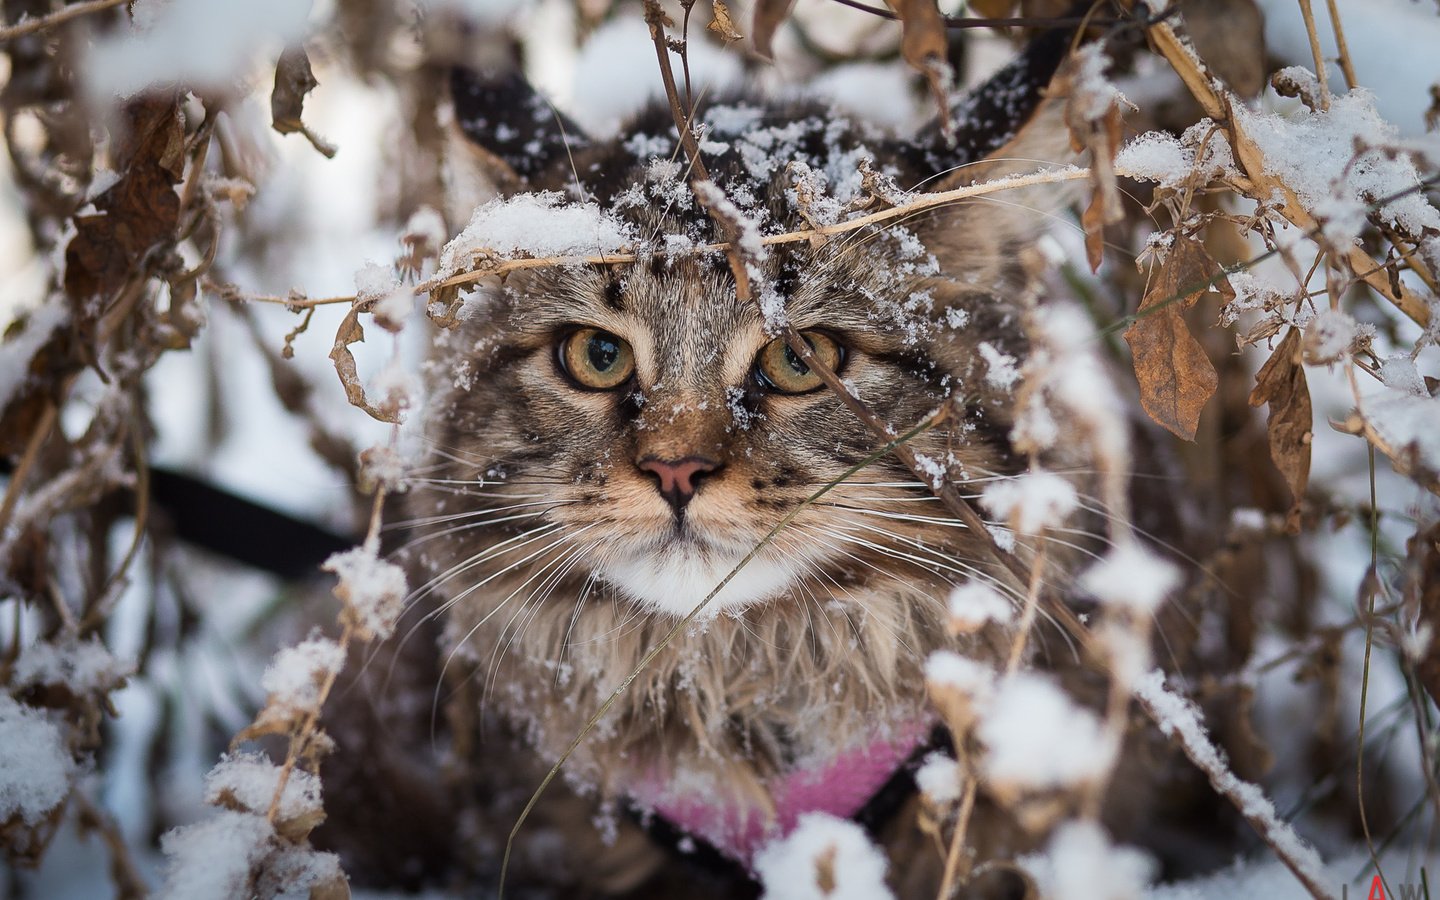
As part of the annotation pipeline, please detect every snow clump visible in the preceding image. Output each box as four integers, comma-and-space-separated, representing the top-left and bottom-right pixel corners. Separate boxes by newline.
978, 672, 1111, 795
915, 752, 963, 806
981, 471, 1079, 536
1080, 543, 1182, 615
260, 636, 346, 718
438, 192, 638, 276
1028, 820, 1154, 900
754, 812, 894, 900
946, 581, 1015, 634
323, 542, 408, 640
0, 695, 73, 825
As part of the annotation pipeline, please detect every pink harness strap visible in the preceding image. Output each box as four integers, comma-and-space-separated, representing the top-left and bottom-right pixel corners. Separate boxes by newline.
637, 721, 929, 867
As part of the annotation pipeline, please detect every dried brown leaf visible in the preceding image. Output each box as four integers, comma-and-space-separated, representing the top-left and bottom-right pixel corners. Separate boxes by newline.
708, 0, 742, 42
1056, 48, 1125, 274
886, 0, 947, 64
272, 46, 337, 158
885, 0, 953, 139
1248, 328, 1312, 533
1123, 236, 1222, 440
751, 0, 795, 58
0, 319, 64, 457
63, 97, 184, 303
329, 307, 401, 424
1082, 193, 1107, 273
309, 874, 353, 900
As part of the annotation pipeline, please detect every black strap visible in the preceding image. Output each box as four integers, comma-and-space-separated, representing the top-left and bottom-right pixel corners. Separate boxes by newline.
1, 458, 354, 578
145, 468, 354, 578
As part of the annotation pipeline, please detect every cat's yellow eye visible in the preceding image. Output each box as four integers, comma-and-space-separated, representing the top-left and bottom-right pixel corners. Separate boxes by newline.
558, 328, 636, 390
755, 331, 843, 395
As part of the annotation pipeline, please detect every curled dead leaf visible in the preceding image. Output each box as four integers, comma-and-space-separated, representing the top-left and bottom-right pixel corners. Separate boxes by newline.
64, 97, 184, 304
329, 306, 402, 424
1247, 328, 1312, 533
1123, 235, 1225, 441
1060, 56, 1125, 272
272, 46, 337, 158
885, 0, 954, 139
708, 0, 742, 42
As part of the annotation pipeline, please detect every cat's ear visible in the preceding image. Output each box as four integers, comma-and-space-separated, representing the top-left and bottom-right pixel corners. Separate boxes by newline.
922, 26, 1077, 191
448, 67, 592, 191
911, 30, 1083, 307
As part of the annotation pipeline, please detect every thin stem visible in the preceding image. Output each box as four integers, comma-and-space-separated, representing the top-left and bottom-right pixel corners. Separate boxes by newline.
1324, 0, 1359, 90
0, 400, 58, 537
0, 0, 127, 43
1355, 443, 1393, 897
1296, 0, 1331, 110
1004, 542, 1048, 673
937, 779, 979, 898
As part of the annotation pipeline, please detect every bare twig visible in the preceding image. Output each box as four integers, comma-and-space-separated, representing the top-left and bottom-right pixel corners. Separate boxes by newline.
1324, 0, 1359, 90
73, 791, 147, 900
426, 167, 1094, 294
1005, 543, 1049, 673
824, 0, 1121, 30
265, 487, 385, 822
0, 401, 58, 538
937, 778, 980, 898
1296, 0, 1331, 110
0, 0, 127, 43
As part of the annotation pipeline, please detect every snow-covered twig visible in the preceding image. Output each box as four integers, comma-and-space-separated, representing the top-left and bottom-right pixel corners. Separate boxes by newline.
1146, 18, 1433, 330
1133, 672, 1334, 900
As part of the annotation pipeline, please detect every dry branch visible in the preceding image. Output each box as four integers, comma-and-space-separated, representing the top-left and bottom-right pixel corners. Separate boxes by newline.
1146, 20, 1433, 329
0, 0, 127, 42
1134, 675, 1335, 900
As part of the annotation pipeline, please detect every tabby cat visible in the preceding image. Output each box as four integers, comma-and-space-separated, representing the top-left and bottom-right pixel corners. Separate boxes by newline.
334, 26, 1159, 899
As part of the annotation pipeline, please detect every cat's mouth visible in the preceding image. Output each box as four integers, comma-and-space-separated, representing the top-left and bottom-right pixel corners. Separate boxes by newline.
591, 527, 824, 618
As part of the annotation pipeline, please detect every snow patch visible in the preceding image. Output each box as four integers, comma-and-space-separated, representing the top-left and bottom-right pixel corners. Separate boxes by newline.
0, 695, 73, 826
754, 812, 894, 900
1080, 543, 1181, 615
981, 471, 1079, 536
439, 192, 637, 276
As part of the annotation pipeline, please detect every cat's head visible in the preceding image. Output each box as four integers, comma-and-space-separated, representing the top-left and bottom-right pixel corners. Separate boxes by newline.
413, 34, 1077, 622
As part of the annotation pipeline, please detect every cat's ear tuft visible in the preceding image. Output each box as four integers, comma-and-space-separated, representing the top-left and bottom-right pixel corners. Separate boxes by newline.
923, 26, 1077, 191
448, 67, 592, 190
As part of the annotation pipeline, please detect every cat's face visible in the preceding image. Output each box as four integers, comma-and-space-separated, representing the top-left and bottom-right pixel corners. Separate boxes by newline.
412, 60, 1075, 626
421, 233, 1025, 617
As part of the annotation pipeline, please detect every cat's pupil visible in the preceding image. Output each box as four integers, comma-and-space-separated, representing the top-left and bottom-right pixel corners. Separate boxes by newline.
784, 345, 809, 376
588, 334, 621, 372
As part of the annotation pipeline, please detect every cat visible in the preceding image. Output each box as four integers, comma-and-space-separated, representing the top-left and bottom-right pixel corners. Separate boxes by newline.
329, 25, 1165, 899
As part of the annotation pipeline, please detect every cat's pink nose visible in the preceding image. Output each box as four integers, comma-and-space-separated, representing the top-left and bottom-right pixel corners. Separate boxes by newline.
638, 456, 721, 513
